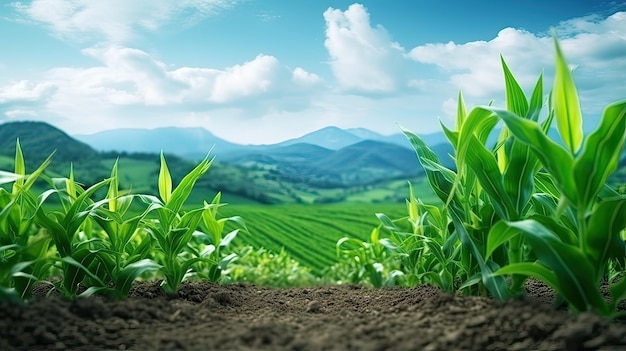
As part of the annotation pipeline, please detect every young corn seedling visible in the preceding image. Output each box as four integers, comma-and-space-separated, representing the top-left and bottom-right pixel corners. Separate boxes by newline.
187, 192, 248, 283
0, 141, 55, 301
144, 152, 217, 296
34, 166, 112, 299
486, 33, 626, 317
336, 225, 404, 288
376, 183, 460, 291
79, 159, 160, 298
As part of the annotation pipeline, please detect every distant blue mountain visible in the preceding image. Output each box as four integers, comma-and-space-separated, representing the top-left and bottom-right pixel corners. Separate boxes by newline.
275, 126, 364, 150
74, 127, 244, 156
73, 125, 462, 163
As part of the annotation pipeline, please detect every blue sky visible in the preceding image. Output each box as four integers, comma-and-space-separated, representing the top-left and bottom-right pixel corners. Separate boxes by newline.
0, 0, 625, 144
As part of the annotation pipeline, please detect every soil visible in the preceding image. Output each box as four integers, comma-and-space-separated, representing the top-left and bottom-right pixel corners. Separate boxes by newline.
1, 281, 625, 351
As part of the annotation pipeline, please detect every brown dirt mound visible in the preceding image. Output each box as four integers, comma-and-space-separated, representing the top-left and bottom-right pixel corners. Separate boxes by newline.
1, 281, 625, 351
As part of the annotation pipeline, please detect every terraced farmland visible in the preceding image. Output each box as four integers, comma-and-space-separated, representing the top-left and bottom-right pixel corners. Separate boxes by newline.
219, 203, 407, 274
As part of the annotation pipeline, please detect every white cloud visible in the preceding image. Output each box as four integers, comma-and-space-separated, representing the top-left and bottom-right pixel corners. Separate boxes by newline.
323, 4, 408, 94
47, 46, 291, 106
408, 11, 626, 127
409, 27, 551, 99
0, 45, 325, 134
292, 67, 322, 86
0, 80, 57, 120
0, 80, 57, 104
11, 0, 238, 43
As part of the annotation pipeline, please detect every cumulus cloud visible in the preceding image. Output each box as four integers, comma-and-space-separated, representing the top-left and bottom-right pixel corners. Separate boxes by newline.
408, 11, 626, 123
11, 0, 238, 43
292, 67, 322, 86
46, 46, 294, 106
0, 45, 325, 133
0, 80, 57, 104
0, 80, 58, 120
323, 3, 408, 94
409, 28, 552, 99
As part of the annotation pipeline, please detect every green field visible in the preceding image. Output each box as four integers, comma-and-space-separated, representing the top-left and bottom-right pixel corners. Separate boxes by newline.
219, 203, 408, 274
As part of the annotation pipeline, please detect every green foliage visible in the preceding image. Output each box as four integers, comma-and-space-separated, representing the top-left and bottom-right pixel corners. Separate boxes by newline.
485, 36, 626, 316
223, 246, 317, 287
400, 32, 626, 317
218, 203, 407, 274
0, 144, 248, 301
334, 226, 404, 287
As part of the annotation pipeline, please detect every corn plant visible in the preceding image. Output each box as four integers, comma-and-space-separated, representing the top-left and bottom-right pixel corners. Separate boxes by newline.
400, 32, 626, 311
0, 141, 55, 300
76, 160, 160, 298
402, 93, 524, 298
335, 225, 405, 287
223, 245, 316, 287
375, 183, 461, 292
485, 33, 626, 317
144, 152, 217, 295
34, 166, 113, 298
187, 192, 248, 283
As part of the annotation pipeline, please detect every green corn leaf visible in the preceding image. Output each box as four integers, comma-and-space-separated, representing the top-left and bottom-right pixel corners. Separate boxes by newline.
402, 127, 457, 204
584, 197, 626, 273
491, 108, 577, 205
440, 121, 459, 149
496, 127, 510, 173
451, 107, 499, 207
552, 31, 583, 154
486, 221, 520, 259
456, 90, 467, 132
528, 214, 578, 246
501, 56, 529, 117
449, 209, 513, 300
492, 262, 559, 291
464, 134, 517, 220
158, 152, 172, 204
22, 152, 54, 192
167, 154, 213, 214
106, 159, 120, 213
497, 219, 609, 314
219, 229, 239, 248
503, 138, 538, 217
66, 164, 76, 199
0, 171, 22, 186
527, 73, 543, 122
59, 251, 106, 297
12, 139, 25, 194
65, 179, 111, 236
573, 100, 626, 209
115, 259, 160, 298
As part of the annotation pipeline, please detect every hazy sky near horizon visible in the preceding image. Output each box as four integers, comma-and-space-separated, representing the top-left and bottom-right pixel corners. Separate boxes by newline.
0, 0, 625, 144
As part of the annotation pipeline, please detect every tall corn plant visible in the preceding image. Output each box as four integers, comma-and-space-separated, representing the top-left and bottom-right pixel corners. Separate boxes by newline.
401, 88, 541, 298
0, 140, 55, 301
486, 33, 626, 317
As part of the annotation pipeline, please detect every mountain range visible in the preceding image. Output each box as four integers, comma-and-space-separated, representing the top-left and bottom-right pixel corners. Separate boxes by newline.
75, 125, 456, 186
1, 121, 453, 204
74, 125, 449, 157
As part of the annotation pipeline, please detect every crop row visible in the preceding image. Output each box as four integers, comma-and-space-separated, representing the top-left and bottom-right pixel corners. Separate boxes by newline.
219, 204, 405, 273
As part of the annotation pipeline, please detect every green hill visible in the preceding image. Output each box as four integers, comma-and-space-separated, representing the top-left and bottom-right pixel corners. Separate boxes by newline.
0, 121, 109, 185
0, 121, 437, 205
